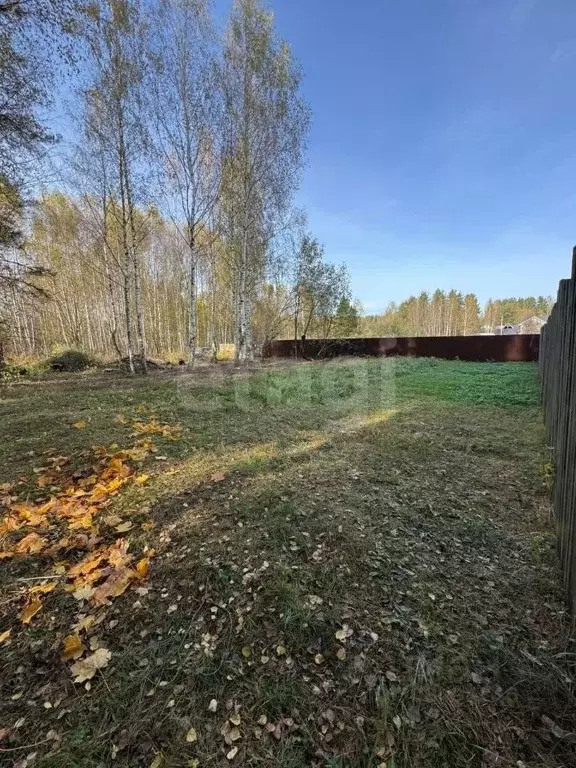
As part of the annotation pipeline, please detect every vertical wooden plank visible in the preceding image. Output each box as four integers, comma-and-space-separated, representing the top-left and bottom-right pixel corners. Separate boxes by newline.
540, 253, 576, 613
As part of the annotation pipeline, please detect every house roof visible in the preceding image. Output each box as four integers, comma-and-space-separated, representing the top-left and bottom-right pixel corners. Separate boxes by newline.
516, 315, 547, 325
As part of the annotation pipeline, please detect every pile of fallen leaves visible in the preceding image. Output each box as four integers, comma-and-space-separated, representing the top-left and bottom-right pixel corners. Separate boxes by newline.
0, 414, 180, 681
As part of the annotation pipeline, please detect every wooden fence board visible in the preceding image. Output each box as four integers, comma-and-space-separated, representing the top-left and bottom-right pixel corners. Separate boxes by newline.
540, 253, 576, 614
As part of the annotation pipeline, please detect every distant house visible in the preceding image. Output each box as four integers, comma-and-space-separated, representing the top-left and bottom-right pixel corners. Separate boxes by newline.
514, 315, 547, 334
494, 324, 517, 336
491, 316, 547, 335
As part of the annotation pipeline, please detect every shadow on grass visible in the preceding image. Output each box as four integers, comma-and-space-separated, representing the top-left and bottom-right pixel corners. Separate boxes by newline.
1, 389, 571, 768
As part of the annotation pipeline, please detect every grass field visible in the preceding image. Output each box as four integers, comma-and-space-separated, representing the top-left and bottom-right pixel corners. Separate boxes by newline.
1, 358, 575, 768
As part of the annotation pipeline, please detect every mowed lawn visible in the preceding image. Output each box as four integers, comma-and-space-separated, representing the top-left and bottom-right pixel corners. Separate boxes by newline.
1, 358, 575, 768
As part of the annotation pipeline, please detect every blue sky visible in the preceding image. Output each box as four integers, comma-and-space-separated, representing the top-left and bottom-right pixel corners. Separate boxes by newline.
251, 0, 576, 312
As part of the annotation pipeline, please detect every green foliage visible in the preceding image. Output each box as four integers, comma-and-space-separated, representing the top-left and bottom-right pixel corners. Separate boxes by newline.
47, 349, 96, 372
293, 234, 354, 339
359, 290, 553, 338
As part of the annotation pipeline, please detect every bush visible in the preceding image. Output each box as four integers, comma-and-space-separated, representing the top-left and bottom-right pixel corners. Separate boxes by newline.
47, 349, 95, 372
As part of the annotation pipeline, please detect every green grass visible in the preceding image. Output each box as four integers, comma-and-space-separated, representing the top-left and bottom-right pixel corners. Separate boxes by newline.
1, 358, 574, 768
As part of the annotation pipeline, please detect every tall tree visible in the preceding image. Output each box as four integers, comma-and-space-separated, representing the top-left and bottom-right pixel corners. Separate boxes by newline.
149, 0, 220, 369
463, 293, 480, 335
0, 0, 79, 340
81, 0, 150, 373
221, 0, 309, 364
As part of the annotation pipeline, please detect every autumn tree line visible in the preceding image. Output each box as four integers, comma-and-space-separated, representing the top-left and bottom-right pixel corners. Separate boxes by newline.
1, 0, 363, 368
359, 292, 553, 338
0, 1, 554, 368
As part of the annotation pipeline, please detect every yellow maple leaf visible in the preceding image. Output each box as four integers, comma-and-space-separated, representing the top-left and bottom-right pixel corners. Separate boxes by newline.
134, 474, 149, 485
62, 633, 86, 661
16, 505, 46, 527
0, 629, 11, 644
68, 551, 105, 578
68, 512, 94, 530
73, 420, 88, 430
115, 521, 133, 533
20, 596, 42, 624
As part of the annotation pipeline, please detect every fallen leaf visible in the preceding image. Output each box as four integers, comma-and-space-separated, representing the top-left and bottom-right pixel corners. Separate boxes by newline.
226, 747, 238, 760
14, 532, 47, 555
336, 647, 346, 661
115, 521, 133, 533
73, 420, 88, 430
208, 698, 218, 713
257, 714, 267, 726
335, 625, 353, 642
211, 471, 226, 482
108, 539, 131, 567
386, 671, 398, 682
135, 557, 150, 579
92, 568, 134, 605
0, 629, 11, 644
114, 414, 127, 424
229, 713, 241, 726
314, 653, 324, 665
68, 552, 105, 578
185, 727, 197, 743
28, 583, 56, 595
73, 615, 95, 633
471, 672, 482, 685
104, 515, 123, 527
20, 596, 42, 624
229, 727, 241, 742
73, 585, 95, 601
541, 715, 568, 739
149, 755, 163, 768
134, 474, 149, 485
71, 647, 111, 683
62, 634, 86, 661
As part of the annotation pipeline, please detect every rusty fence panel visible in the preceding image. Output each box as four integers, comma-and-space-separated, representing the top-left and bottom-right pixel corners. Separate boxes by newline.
540, 247, 576, 614
264, 334, 540, 362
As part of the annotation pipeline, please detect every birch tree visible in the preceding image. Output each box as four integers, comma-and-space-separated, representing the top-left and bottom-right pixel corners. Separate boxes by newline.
149, 0, 220, 368
221, 0, 309, 364
81, 0, 150, 373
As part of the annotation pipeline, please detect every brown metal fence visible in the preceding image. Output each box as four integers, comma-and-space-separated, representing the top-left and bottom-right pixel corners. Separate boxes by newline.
264, 334, 540, 362
540, 247, 576, 613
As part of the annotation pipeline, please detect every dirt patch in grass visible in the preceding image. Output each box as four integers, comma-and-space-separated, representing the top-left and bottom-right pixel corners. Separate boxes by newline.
1, 358, 574, 767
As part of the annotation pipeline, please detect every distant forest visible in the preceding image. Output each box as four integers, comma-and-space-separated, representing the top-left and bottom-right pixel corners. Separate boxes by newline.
355, 292, 553, 339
